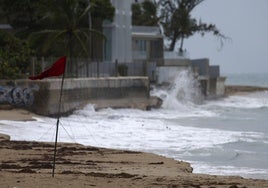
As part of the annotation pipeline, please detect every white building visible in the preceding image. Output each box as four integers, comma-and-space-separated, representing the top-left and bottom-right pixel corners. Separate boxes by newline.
103, 0, 133, 63
103, 0, 163, 64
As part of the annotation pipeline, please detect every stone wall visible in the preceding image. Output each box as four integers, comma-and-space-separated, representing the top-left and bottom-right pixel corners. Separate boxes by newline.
0, 77, 150, 116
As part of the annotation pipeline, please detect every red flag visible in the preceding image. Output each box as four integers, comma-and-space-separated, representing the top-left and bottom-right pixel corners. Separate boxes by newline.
29, 56, 66, 80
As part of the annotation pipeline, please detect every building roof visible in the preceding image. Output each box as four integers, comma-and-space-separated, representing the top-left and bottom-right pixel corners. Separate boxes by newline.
132, 26, 162, 38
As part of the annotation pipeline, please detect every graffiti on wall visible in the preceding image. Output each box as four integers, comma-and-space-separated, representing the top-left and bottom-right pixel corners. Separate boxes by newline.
0, 85, 39, 107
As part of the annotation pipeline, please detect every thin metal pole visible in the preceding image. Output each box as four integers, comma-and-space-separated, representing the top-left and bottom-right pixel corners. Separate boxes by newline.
52, 72, 66, 177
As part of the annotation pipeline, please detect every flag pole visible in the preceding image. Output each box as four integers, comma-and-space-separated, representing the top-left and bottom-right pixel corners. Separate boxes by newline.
52, 64, 66, 177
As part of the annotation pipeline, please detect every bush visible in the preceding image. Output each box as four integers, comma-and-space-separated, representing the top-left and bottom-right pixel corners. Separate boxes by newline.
0, 30, 33, 79
0, 61, 20, 79
118, 64, 128, 76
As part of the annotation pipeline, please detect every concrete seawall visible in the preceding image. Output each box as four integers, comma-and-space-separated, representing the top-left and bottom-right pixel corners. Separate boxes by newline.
0, 77, 150, 116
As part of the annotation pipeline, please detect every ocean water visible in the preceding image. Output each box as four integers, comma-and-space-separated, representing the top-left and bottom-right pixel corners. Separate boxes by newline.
225, 72, 268, 87
1, 71, 268, 180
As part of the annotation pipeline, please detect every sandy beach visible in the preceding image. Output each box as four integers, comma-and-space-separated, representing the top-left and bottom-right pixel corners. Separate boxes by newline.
225, 85, 268, 96
1, 106, 268, 188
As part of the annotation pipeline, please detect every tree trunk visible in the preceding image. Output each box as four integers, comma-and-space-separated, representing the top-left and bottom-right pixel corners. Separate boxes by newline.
168, 32, 179, 51
179, 35, 184, 53
169, 38, 176, 51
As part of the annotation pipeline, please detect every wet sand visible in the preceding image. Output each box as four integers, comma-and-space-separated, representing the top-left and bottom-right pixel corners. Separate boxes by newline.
225, 85, 268, 95
1, 131, 268, 188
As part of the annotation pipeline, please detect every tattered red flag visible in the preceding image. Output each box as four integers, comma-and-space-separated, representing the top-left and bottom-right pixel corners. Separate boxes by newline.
29, 56, 66, 80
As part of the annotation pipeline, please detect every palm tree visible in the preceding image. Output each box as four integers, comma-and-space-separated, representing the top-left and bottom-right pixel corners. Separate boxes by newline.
29, 0, 104, 77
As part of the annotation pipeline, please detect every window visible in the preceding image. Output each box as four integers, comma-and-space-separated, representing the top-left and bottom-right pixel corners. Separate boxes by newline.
136, 40, 147, 52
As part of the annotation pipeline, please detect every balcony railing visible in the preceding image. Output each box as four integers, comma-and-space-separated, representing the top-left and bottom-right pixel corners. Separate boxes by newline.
29, 57, 157, 82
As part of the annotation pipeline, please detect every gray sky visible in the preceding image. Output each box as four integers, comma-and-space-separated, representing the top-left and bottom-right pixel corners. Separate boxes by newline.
183, 0, 268, 74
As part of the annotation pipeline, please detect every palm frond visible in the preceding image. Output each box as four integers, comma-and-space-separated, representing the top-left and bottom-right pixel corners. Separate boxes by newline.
29, 29, 68, 54
80, 27, 107, 41
73, 30, 90, 57
78, 4, 91, 23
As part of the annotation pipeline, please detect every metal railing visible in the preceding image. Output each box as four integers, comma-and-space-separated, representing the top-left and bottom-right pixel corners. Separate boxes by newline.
30, 57, 157, 82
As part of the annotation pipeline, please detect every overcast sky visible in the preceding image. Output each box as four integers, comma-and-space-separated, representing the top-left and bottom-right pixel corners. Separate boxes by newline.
183, 0, 268, 74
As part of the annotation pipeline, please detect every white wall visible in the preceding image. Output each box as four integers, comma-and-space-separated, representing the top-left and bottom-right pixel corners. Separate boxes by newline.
107, 0, 133, 63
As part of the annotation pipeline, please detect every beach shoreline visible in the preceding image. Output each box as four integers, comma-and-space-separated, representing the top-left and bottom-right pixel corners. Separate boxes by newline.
225, 85, 268, 96
1, 132, 268, 188
1, 86, 268, 187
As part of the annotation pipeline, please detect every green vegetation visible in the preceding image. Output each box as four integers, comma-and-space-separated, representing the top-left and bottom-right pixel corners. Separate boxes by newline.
28, 0, 98, 77
0, 0, 48, 38
91, 0, 115, 29
132, 0, 159, 26
132, 0, 226, 52
0, 0, 225, 79
0, 0, 114, 78
0, 30, 33, 79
